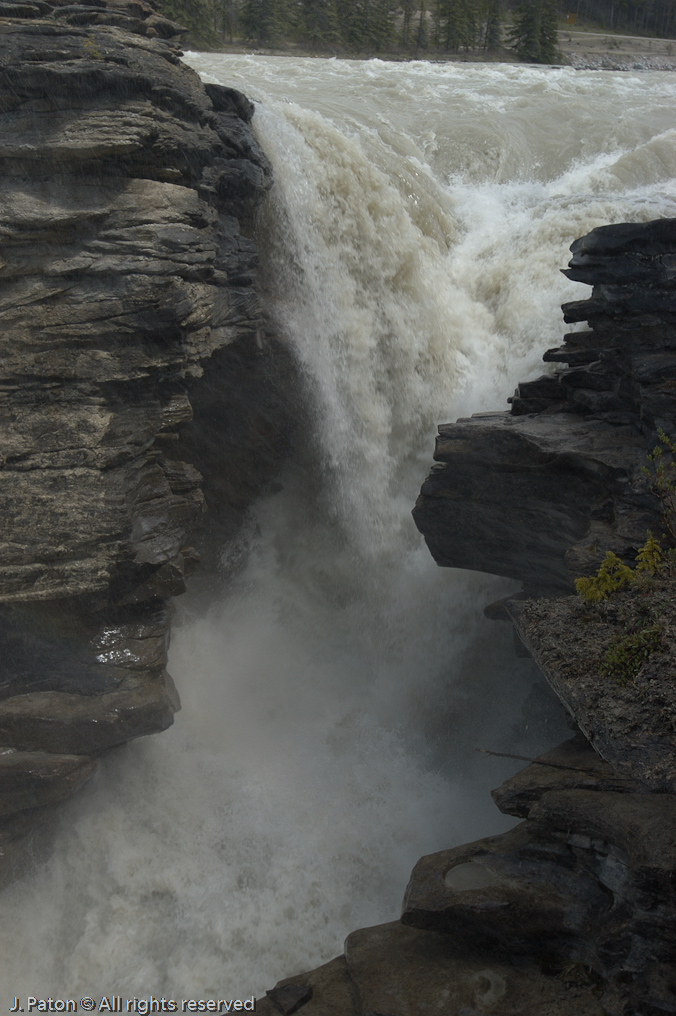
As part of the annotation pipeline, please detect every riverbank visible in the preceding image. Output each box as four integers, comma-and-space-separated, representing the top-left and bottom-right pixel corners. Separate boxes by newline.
199, 27, 676, 71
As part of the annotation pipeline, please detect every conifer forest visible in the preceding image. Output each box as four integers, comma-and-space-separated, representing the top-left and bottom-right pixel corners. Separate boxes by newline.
158, 0, 676, 60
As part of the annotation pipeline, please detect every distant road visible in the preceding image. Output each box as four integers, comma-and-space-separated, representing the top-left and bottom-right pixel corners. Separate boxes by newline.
564, 29, 669, 43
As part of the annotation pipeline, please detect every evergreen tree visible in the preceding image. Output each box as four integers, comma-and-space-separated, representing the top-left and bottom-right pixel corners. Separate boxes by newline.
483, 0, 502, 47
401, 0, 416, 46
508, 0, 559, 61
157, 0, 217, 44
240, 0, 290, 44
297, 0, 339, 47
401, 0, 427, 49
415, 0, 427, 47
434, 0, 478, 49
212, 0, 239, 42
334, 0, 395, 51
537, 0, 559, 58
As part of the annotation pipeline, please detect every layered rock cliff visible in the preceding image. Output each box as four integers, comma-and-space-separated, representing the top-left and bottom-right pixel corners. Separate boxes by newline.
413, 220, 676, 596
0, 0, 295, 878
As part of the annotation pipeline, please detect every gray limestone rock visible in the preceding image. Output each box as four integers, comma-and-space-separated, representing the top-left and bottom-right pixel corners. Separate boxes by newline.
256, 957, 359, 1016
413, 411, 654, 593
258, 922, 612, 1016
265, 984, 313, 1015
0, 11, 272, 606
411, 220, 676, 1015
401, 822, 609, 960
414, 217, 676, 595
402, 736, 676, 1013
0, 749, 97, 816
491, 733, 646, 818
0, 668, 180, 754
0, 0, 292, 869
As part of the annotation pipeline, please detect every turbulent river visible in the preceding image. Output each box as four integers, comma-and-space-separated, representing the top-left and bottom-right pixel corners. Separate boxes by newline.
2, 57, 676, 1002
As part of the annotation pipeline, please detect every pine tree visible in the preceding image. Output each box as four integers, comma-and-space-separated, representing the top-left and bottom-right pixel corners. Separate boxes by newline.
435, 0, 478, 49
415, 0, 427, 47
483, 0, 502, 48
297, 0, 339, 47
537, 0, 558, 60
240, 0, 290, 44
157, 0, 217, 44
212, 0, 238, 42
401, 0, 427, 49
401, 0, 416, 46
508, 0, 559, 62
335, 0, 395, 51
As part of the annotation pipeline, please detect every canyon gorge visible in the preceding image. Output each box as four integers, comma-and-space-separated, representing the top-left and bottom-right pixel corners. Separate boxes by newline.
0, 6, 674, 1015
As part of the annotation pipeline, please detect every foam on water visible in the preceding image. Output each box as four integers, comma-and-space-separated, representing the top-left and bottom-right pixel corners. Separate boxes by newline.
1, 56, 675, 1002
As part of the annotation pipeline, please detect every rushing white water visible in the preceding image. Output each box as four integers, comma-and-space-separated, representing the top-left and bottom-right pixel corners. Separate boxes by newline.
2, 58, 676, 1003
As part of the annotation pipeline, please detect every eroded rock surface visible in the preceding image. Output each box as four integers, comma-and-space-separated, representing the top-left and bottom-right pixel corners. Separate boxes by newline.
413, 219, 676, 595
256, 921, 613, 1016
256, 736, 673, 1015
0, 15, 272, 603
402, 735, 676, 1014
0, 0, 293, 853
413, 412, 651, 593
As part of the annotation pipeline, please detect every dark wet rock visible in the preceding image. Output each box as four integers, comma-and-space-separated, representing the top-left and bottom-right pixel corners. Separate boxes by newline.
414, 218, 676, 595
402, 822, 608, 959
491, 732, 646, 818
262, 755, 673, 1015
256, 957, 358, 1016
411, 220, 676, 1015
204, 82, 254, 121
0, 749, 97, 816
0, 668, 179, 754
265, 984, 313, 1015
0, 0, 297, 880
413, 411, 654, 594
344, 921, 607, 1016
401, 735, 676, 1015
257, 921, 612, 1016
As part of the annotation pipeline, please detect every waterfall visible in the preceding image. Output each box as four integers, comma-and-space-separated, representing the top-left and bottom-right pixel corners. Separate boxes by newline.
1, 57, 676, 1002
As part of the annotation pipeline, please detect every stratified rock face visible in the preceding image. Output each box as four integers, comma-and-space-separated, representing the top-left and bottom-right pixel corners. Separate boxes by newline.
413, 219, 676, 595
0, 1, 283, 834
413, 412, 651, 593
0, 10, 271, 603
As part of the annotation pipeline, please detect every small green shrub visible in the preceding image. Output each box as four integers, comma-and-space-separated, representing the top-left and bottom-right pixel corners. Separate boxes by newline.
575, 434, 676, 604
575, 533, 669, 604
635, 531, 662, 576
574, 551, 634, 604
83, 36, 102, 59
600, 624, 664, 685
